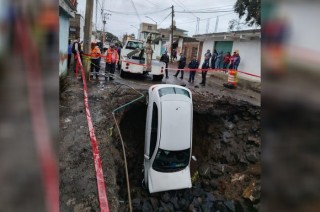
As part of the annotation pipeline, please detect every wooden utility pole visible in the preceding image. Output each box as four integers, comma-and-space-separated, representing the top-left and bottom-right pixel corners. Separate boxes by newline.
171, 5, 174, 63
84, 0, 94, 75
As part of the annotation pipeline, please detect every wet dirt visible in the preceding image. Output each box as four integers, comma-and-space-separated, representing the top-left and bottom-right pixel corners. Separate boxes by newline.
59, 73, 260, 211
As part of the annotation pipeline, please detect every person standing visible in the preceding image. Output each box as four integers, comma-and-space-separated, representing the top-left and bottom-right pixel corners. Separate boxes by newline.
67, 39, 72, 70
90, 42, 101, 79
204, 49, 212, 62
173, 53, 186, 79
200, 56, 210, 86
116, 44, 121, 70
215, 50, 223, 69
105, 44, 119, 80
211, 49, 218, 69
160, 51, 170, 78
72, 36, 81, 73
233, 51, 241, 70
188, 56, 199, 83
223, 52, 231, 71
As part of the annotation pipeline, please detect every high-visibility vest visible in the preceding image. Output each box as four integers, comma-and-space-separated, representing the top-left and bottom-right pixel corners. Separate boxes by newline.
90, 46, 101, 59
105, 49, 119, 64
227, 69, 238, 87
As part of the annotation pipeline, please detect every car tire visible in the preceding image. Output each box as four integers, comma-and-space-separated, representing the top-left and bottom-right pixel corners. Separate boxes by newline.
153, 75, 164, 81
120, 69, 126, 78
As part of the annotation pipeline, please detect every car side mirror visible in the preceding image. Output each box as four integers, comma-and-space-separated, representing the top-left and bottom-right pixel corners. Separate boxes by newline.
144, 154, 150, 160
192, 156, 197, 161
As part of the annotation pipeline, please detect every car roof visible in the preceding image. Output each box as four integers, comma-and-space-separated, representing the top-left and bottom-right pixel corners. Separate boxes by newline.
159, 97, 192, 151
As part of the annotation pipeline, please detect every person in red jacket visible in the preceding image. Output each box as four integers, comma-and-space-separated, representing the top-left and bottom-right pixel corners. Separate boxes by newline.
223, 52, 231, 70
105, 44, 119, 80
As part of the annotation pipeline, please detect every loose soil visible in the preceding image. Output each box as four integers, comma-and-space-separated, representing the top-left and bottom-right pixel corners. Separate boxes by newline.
59, 74, 260, 212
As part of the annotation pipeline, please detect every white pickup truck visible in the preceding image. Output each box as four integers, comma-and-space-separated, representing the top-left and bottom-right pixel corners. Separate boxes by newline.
120, 40, 165, 81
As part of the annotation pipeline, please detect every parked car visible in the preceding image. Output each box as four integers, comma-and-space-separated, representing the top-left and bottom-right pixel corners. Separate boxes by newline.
143, 84, 193, 193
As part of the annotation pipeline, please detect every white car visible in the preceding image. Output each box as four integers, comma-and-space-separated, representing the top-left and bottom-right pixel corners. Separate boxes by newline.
143, 84, 193, 193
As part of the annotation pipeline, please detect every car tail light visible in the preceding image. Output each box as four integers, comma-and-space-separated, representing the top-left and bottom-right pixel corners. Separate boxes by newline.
126, 63, 130, 66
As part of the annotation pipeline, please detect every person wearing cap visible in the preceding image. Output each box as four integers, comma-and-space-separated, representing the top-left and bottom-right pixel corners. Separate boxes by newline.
90, 42, 101, 79
160, 50, 170, 78
105, 44, 119, 80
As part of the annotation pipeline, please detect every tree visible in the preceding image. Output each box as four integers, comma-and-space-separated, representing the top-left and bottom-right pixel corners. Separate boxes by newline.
233, 0, 261, 26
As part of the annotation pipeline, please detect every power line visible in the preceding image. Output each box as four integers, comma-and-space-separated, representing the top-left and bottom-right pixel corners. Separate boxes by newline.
175, 10, 234, 13
157, 12, 172, 27
130, 0, 141, 22
176, 12, 234, 25
104, 7, 171, 15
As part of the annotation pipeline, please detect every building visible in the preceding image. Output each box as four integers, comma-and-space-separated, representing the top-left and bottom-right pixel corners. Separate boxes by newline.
139, 22, 159, 40
193, 29, 261, 81
59, 0, 77, 76
69, 13, 84, 41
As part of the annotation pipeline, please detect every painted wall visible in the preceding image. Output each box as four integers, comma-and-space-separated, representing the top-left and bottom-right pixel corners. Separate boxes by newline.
59, 14, 70, 76
232, 39, 261, 81
152, 40, 162, 60
199, 38, 261, 81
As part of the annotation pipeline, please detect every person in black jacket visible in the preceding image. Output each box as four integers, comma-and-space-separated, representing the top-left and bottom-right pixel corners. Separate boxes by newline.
173, 53, 186, 79
160, 51, 170, 78
188, 56, 199, 83
200, 56, 210, 86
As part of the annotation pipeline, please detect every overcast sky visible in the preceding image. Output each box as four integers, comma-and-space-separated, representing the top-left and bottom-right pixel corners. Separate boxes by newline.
77, 0, 258, 40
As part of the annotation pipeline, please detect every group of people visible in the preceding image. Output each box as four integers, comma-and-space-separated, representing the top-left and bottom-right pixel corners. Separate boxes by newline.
67, 37, 120, 80
205, 49, 241, 71
159, 48, 241, 86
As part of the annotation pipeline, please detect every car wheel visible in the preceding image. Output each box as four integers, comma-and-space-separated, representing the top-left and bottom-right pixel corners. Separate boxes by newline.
120, 69, 126, 78
153, 75, 164, 81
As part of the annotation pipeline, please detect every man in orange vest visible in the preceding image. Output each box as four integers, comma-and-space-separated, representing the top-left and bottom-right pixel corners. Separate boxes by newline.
90, 42, 101, 79
105, 44, 119, 80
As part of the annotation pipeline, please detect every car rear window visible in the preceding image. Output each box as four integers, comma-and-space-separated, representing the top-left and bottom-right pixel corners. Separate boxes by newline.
125, 41, 143, 50
152, 148, 190, 172
158, 87, 190, 98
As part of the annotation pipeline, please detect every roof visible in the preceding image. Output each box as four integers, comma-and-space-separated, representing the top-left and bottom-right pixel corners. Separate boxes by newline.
193, 29, 261, 41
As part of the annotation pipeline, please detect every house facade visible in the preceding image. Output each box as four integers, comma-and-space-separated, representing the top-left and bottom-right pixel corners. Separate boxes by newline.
69, 13, 84, 41
59, 0, 76, 76
193, 29, 261, 81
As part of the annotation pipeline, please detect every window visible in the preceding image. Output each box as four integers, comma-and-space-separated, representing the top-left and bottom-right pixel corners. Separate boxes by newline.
149, 103, 158, 157
148, 26, 152, 30
158, 87, 190, 98
125, 41, 143, 50
152, 148, 190, 172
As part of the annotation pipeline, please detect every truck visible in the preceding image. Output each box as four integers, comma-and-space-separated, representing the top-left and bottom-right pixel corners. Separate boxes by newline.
120, 39, 165, 81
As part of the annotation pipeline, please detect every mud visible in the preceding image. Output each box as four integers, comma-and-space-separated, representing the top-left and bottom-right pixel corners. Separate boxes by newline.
59, 76, 260, 212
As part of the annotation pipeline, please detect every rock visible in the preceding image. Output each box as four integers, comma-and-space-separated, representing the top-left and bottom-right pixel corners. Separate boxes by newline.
247, 136, 260, 146
169, 196, 179, 210
160, 200, 174, 211
161, 192, 170, 203
199, 165, 211, 178
214, 201, 227, 211
202, 179, 211, 191
242, 182, 261, 203
192, 187, 204, 197
224, 200, 236, 212
142, 200, 153, 212
149, 197, 159, 210
210, 179, 218, 189
246, 152, 258, 163
183, 189, 193, 202
231, 173, 246, 183
205, 192, 216, 202
222, 131, 235, 143
225, 121, 235, 130
208, 125, 216, 134
178, 198, 188, 210
132, 198, 141, 210
233, 114, 240, 123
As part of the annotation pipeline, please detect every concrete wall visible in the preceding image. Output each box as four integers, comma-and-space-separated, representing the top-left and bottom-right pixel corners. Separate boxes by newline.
59, 15, 70, 76
152, 40, 162, 60
232, 39, 260, 81
199, 38, 261, 81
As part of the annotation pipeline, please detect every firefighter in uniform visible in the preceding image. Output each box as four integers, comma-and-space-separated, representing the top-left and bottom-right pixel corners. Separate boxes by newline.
105, 44, 119, 80
90, 42, 101, 79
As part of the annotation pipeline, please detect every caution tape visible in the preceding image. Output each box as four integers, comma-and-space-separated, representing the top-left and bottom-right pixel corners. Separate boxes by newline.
121, 60, 261, 78
76, 52, 110, 212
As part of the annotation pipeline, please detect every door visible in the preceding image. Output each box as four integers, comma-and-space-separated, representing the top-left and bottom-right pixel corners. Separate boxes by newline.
214, 41, 233, 55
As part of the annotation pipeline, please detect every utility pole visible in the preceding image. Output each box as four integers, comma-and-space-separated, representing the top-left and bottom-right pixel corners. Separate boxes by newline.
95, 0, 98, 32
215, 16, 219, 32
84, 0, 94, 75
102, 12, 111, 45
171, 5, 174, 63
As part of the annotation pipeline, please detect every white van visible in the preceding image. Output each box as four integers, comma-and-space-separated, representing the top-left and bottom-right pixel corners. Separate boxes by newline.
143, 84, 193, 193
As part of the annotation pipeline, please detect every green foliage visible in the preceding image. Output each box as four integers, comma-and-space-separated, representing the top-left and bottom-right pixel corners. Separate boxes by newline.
234, 0, 261, 26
